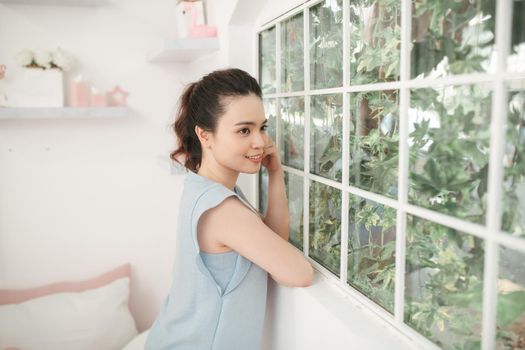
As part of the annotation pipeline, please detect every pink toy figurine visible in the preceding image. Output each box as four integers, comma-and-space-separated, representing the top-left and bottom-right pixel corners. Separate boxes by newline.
184, 2, 217, 38
0, 65, 6, 80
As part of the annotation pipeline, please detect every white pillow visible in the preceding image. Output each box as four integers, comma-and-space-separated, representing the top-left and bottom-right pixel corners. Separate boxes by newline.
0, 277, 138, 350
122, 330, 149, 350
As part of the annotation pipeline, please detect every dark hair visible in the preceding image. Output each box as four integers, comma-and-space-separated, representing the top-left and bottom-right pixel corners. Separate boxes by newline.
170, 68, 263, 172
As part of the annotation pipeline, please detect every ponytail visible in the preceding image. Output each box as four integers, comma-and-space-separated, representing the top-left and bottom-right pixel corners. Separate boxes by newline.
170, 82, 201, 171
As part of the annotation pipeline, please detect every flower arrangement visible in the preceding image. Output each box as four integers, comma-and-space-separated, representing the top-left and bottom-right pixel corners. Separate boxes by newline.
15, 48, 74, 71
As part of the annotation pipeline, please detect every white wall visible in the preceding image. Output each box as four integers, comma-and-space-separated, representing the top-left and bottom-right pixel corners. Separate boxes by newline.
0, 0, 251, 332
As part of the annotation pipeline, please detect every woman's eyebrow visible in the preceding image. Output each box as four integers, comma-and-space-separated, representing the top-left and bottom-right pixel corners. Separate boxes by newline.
234, 119, 268, 126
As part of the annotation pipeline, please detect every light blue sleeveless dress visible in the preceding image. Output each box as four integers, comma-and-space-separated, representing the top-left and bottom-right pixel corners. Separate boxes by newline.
145, 170, 268, 350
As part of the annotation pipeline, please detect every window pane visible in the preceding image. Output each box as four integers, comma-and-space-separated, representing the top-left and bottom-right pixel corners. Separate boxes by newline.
349, 0, 401, 85
285, 172, 304, 250
259, 27, 277, 94
502, 80, 525, 237
310, 0, 343, 89
408, 84, 491, 224
497, 246, 525, 349
280, 97, 305, 170
411, 0, 496, 78
281, 13, 304, 92
259, 167, 269, 216
264, 98, 277, 142
309, 180, 341, 276
347, 194, 396, 313
349, 90, 399, 198
405, 215, 484, 349
311, 94, 343, 181
508, 0, 525, 73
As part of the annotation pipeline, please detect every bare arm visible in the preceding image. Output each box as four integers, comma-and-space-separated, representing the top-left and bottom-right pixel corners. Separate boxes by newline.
198, 197, 313, 287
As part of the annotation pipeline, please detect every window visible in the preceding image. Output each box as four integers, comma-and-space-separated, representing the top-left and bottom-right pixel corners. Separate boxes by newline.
257, 0, 525, 349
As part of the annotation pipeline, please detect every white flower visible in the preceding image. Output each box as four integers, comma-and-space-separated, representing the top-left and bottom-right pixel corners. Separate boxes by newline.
15, 49, 34, 67
33, 49, 52, 69
52, 48, 74, 71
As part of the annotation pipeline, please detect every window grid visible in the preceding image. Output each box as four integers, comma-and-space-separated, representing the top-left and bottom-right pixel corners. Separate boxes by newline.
256, 0, 525, 348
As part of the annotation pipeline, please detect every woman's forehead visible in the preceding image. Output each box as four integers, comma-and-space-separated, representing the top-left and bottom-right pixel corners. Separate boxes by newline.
220, 95, 265, 125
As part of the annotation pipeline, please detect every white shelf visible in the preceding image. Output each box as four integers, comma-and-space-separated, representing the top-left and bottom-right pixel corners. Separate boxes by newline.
0, 107, 128, 119
0, 0, 108, 6
148, 38, 220, 63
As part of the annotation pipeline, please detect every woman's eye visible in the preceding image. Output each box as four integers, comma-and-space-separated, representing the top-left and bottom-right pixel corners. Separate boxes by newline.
239, 128, 250, 135
261, 125, 268, 131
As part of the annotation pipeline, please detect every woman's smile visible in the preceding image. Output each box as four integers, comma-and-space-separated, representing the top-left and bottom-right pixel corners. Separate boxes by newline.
245, 154, 263, 163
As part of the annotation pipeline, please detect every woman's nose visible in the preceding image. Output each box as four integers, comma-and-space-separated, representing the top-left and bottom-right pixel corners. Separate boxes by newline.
252, 131, 266, 148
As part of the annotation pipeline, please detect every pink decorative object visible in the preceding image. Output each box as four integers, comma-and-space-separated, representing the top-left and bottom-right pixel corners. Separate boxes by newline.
69, 77, 90, 107
90, 88, 107, 107
0, 65, 6, 80
0, 263, 131, 307
184, 2, 217, 38
107, 85, 129, 106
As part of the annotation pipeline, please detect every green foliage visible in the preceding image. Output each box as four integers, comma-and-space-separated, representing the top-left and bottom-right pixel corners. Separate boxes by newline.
408, 84, 491, 224
285, 172, 304, 250
502, 85, 525, 237
282, 13, 304, 92
310, 0, 343, 89
259, 27, 276, 94
405, 215, 485, 349
309, 181, 341, 275
280, 97, 305, 170
348, 196, 396, 312
311, 94, 343, 181
350, 90, 399, 198
349, 0, 401, 84
258, 0, 525, 349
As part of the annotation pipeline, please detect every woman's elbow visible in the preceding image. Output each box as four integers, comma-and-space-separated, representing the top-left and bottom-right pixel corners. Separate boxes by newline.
294, 262, 314, 287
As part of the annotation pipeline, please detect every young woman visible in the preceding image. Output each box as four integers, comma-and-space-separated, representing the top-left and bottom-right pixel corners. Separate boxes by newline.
145, 68, 313, 350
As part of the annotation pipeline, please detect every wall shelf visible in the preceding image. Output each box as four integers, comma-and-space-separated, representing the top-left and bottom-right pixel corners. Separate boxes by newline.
0, 0, 108, 6
0, 107, 128, 119
148, 38, 220, 63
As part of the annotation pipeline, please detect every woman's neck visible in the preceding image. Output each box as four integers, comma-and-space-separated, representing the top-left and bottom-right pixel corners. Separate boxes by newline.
197, 164, 239, 191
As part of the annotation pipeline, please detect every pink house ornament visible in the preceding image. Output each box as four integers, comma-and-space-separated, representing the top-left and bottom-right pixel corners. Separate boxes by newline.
107, 85, 129, 106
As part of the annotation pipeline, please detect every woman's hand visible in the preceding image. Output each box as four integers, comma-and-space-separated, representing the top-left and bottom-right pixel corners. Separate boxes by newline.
261, 137, 281, 173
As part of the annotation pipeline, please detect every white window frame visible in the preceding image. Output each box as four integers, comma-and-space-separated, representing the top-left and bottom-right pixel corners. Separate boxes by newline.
255, 1, 525, 349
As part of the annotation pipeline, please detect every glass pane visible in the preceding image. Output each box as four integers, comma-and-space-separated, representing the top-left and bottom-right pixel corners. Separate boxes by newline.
264, 98, 277, 142
310, 0, 343, 89
508, 0, 525, 73
405, 215, 484, 349
502, 80, 525, 237
281, 13, 304, 92
349, 0, 401, 85
411, 0, 496, 78
309, 180, 341, 275
259, 167, 269, 216
347, 194, 396, 313
311, 94, 343, 181
408, 84, 491, 224
497, 247, 525, 349
280, 97, 305, 170
349, 90, 399, 198
285, 172, 304, 250
259, 27, 277, 94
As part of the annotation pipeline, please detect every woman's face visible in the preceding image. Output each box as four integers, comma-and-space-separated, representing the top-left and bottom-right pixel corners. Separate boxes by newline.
205, 94, 268, 175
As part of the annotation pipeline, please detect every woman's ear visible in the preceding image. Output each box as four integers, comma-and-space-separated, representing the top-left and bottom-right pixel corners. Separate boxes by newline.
195, 125, 211, 148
